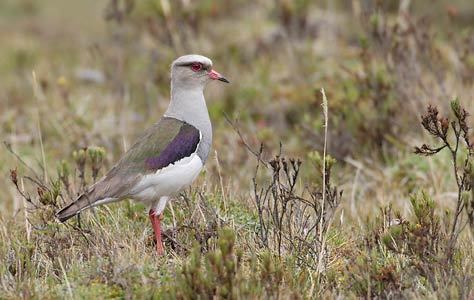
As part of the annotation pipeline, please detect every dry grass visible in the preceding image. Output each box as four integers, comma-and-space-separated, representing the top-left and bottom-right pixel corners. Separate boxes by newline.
1, 0, 473, 298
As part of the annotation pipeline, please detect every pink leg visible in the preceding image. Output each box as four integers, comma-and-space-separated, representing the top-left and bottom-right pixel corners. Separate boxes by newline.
149, 209, 165, 255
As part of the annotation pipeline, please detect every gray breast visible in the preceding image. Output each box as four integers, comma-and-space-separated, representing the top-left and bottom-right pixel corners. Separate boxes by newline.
196, 120, 212, 162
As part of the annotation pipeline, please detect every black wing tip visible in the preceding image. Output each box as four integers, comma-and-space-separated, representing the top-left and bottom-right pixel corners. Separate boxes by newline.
55, 200, 81, 223
55, 209, 76, 223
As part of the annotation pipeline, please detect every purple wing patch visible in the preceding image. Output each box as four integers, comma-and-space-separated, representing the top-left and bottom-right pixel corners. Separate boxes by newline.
144, 124, 200, 171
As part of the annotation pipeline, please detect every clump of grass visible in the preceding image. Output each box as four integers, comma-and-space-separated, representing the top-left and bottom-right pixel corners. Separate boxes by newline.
162, 228, 289, 299
161, 188, 223, 254
251, 88, 342, 280
343, 191, 470, 298
253, 153, 341, 271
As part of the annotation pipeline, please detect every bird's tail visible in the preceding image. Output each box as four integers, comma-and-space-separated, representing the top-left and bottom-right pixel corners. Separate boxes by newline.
56, 193, 95, 222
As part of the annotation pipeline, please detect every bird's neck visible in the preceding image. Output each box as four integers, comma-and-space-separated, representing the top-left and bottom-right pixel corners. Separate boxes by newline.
166, 86, 208, 126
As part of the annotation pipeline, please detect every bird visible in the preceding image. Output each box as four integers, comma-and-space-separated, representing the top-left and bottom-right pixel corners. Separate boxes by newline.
56, 54, 229, 255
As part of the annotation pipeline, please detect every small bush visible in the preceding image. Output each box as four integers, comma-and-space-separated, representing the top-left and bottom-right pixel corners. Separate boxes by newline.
161, 228, 288, 299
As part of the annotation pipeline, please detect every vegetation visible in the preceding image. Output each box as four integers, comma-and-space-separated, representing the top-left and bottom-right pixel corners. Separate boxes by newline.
1, 0, 473, 298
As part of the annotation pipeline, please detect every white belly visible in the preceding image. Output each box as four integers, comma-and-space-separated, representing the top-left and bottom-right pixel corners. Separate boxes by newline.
129, 153, 203, 203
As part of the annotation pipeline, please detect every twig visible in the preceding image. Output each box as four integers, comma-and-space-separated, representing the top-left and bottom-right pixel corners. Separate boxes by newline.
4, 141, 42, 182
214, 150, 227, 212
9, 169, 38, 208
223, 112, 269, 168
316, 87, 329, 274
58, 257, 73, 299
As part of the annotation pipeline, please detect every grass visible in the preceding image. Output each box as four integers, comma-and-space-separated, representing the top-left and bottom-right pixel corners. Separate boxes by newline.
1, 0, 473, 298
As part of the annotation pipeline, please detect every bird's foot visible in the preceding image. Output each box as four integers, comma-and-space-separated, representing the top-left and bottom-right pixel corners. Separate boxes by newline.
149, 209, 165, 256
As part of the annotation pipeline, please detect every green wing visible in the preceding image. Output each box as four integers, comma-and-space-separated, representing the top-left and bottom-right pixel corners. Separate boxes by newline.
86, 117, 200, 201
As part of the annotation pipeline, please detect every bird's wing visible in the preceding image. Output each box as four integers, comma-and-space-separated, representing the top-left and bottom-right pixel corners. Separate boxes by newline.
56, 117, 201, 221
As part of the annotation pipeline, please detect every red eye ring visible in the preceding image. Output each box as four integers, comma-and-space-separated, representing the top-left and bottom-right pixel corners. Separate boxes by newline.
191, 63, 202, 72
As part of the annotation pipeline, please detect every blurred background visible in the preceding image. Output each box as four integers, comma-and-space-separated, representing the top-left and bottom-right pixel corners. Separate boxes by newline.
1, 0, 473, 222
1, 0, 473, 298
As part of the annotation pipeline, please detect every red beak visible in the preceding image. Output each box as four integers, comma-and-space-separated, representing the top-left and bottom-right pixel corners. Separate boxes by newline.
208, 69, 230, 83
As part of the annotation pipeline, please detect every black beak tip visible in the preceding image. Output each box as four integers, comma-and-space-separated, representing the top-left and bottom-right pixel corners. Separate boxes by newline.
218, 77, 230, 83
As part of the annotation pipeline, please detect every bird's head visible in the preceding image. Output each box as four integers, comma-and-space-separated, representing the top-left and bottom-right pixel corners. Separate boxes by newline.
171, 54, 229, 90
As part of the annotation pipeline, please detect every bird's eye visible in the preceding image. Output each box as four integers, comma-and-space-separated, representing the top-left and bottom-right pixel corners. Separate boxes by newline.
191, 63, 202, 72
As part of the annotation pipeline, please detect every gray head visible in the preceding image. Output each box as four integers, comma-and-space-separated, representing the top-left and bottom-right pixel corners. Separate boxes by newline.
171, 54, 229, 90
